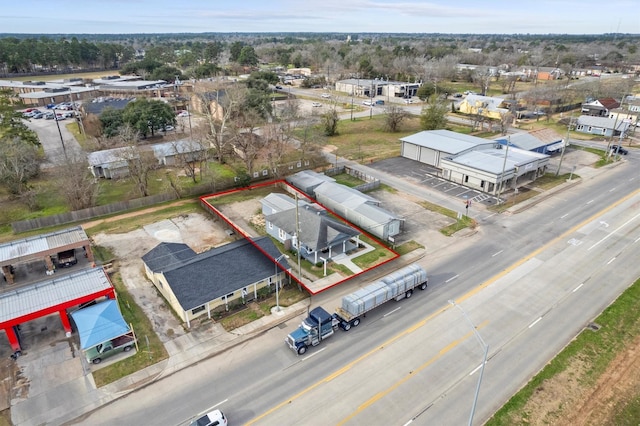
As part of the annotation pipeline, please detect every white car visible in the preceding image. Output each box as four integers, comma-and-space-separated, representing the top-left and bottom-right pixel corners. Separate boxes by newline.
190, 409, 227, 426
177, 110, 190, 117
404, 99, 414, 104
321, 93, 331, 99
312, 102, 322, 107
362, 100, 372, 106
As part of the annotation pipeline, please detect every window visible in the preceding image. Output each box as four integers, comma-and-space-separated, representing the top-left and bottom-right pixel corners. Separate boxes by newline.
588, 126, 592, 132
268, 221, 273, 230
278, 228, 286, 240
464, 175, 469, 183
191, 305, 205, 315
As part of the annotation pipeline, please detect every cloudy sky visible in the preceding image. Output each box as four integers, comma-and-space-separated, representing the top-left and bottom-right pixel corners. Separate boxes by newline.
1, 0, 638, 34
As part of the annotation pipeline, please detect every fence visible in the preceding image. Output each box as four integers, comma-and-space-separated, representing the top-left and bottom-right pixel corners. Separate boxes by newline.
10, 159, 322, 233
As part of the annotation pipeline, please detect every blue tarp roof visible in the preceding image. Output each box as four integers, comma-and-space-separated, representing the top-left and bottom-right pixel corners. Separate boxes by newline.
70, 300, 130, 350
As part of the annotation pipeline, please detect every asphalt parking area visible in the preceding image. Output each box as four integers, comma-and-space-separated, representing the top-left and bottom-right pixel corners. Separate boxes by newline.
370, 157, 502, 206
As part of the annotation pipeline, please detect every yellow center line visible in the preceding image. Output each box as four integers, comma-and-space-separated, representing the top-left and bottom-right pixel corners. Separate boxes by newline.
247, 188, 640, 425
339, 321, 489, 426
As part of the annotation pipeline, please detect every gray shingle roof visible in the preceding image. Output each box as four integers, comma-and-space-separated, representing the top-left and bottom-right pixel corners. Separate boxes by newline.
143, 237, 289, 311
265, 208, 360, 252
141, 242, 196, 273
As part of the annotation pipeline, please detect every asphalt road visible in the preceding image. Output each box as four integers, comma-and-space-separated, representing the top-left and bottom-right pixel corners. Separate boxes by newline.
75, 150, 639, 425
22, 114, 84, 167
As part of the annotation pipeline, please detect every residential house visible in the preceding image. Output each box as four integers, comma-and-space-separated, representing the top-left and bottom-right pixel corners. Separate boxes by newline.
152, 139, 205, 166
191, 89, 226, 120
575, 115, 630, 137
457, 94, 509, 120
141, 237, 290, 327
581, 98, 620, 117
87, 147, 136, 179
261, 193, 361, 264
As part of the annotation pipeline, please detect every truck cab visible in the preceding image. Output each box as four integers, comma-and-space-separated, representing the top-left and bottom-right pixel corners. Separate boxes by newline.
286, 307, 339, 355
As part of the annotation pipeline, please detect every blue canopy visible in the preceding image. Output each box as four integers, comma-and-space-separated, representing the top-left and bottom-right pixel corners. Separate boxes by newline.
71, 300, 130, 350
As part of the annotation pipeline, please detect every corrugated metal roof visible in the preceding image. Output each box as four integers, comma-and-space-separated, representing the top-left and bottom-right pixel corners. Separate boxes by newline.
0, 268, 112, 323
400, 130, 494, 154
0, 226, 89, 264
450, 147, 548, 174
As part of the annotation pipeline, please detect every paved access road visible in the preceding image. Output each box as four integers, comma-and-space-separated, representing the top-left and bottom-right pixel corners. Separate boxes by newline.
22, 114, 84, 167
76, 157, 639, 426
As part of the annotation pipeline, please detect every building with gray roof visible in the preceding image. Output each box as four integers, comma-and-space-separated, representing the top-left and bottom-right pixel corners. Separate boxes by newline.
142, 237, 290, 327
576, 115, 630, 137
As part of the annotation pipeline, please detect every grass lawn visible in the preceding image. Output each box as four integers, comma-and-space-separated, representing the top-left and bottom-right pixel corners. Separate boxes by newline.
487, 277, 640, 425
332, 172, 366, 187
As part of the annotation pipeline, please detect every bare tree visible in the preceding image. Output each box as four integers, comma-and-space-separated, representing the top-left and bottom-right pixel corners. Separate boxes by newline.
118, 146, 158, 197
168, 138, 209, 184
58, 155, 100, 210
384, 105, 409, 132
194, 81, 245, 163
498, 112, 514, 135
230, 110, 264, 175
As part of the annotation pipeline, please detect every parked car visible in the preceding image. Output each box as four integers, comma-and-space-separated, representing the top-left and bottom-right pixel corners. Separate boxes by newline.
32, 112, 45, 119
189, 410, 227, 426
163, 125, 175, 131
375, 100, 385, 105
44, 112, 55, 120
321, 93, 331, 99
404, 99, 414, 104
610, 145, 628, 155
45, 103, 56, 109
312, 102, 322, 107
275, 85, 282, 89
176, 110, 190, 117
362, 100, 372, 106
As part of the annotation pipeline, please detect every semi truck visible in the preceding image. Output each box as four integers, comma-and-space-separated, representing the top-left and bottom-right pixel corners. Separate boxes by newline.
286, 264, 427, 354
85, 332, 136, 364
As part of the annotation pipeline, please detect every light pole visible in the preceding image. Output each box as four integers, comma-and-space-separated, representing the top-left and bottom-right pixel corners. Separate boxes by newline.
275, 254, 289, 312
449, 300, 488, 426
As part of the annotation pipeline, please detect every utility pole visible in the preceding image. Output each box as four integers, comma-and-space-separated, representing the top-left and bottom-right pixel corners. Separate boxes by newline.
295, 192, 302, 291
497, 137, 510, 203
556, 111, 572, 176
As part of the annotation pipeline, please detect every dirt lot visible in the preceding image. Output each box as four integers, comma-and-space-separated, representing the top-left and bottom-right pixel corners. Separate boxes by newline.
90, 213, 232, 342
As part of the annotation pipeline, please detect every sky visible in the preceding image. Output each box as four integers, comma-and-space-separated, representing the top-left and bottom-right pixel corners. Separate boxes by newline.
1, 0, 638, 35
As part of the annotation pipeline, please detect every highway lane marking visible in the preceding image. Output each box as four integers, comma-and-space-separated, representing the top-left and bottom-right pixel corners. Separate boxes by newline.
338, 326, 484, 426
302, 347, 326, 361
609, 187, 616, 192
573, 283, 584, 292
247, 188, 640, 425
384, 307, 402, 317
607, 257, 616, 265
445, 275, 459, 283
561, 213, 569, 219
454, 189, 640, 306
586, 199, 594, 205
492, 250, 504, 257
529, 317, 542, 328
469, 361, 486, 376
588, 212, 640, 251
635, 236, 640, 243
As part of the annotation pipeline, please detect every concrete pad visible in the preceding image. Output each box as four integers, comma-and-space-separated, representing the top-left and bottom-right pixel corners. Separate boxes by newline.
143, 219, 183, 243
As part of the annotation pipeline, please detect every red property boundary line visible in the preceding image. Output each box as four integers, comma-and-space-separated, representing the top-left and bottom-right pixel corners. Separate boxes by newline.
199, 180, 399, 295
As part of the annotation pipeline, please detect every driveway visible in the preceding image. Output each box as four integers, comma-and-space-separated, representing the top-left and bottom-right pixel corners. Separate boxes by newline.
22, 115, 84, 167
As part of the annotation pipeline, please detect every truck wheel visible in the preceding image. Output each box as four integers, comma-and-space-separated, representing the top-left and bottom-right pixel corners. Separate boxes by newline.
297, 345, 307, 355
343, 322, 351, 331
92, 358, 102, 364
420, 282, 427, 290
352, 318, 361, 327
123, 345, 133, 352
405, 289, 413, 298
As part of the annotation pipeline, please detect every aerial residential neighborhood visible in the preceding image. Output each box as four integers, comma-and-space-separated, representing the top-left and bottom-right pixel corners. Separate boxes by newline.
0, 3, 639, 425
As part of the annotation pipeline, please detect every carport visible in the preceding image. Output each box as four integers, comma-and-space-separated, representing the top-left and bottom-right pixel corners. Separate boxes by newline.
0, 267, 115, 356
0, 226, 94, 284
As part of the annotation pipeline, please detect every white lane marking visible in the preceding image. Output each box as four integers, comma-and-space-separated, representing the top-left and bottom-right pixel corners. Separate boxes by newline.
635, 236, 640, 243
586, 199, 594, 205
609, 188, 616, 192
561, 213, 569, 219
607, 257, 616, 265
529, 317, 542, 328
588, 213, 640, 251
384, 307, 402, 317
573, 283, 584, 292
206, 399, 228, 412
469, 362, 485, 376
492, 250, 504, 257
302, 347, 326, 361
445, 275, 459, 283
